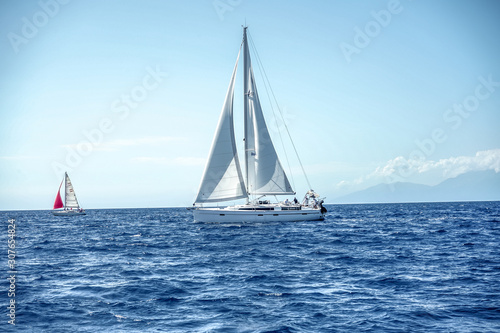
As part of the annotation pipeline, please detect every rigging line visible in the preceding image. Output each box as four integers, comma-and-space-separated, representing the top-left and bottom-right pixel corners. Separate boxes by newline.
247, 31, 312, 190
247, 32, 296, 190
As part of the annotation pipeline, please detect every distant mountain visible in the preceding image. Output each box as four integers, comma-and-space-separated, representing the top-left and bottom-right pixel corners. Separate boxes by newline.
334, 170, 500, 204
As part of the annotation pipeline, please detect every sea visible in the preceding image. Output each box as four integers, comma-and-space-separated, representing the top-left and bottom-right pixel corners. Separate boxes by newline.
1, 201, 499, 332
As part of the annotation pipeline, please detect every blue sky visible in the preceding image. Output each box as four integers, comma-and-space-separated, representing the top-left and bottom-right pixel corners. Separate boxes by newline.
1, 0, 499, 210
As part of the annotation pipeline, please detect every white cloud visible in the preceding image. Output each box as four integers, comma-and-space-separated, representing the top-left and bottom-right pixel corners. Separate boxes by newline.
337, 149, 500, 188
386, 149, 500, 179
431, 149, 500, 177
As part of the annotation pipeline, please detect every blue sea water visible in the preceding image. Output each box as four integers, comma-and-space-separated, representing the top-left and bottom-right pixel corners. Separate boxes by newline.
1, 201, 500, 332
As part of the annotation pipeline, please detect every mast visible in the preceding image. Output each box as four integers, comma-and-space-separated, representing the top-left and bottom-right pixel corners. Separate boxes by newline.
64, 172, 67, 208
243, 26, 250, 199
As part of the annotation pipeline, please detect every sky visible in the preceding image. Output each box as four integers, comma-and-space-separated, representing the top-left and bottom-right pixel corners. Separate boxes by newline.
1, 0, 499, 210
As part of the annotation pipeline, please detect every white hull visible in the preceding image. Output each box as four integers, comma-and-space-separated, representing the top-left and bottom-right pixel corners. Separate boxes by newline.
52, 210, 86, 216
193, 206, 324, 223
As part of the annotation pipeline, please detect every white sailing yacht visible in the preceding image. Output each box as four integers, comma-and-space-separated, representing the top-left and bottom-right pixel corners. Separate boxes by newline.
192, 27, 326, 223
52, 172, 86, 216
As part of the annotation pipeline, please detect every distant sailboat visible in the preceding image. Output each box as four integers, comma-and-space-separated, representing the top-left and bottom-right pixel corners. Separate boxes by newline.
52, 172, 86, 216
192, 27, 326, 223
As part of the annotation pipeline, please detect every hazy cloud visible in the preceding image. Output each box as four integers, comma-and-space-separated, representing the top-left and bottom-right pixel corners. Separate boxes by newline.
0, 155, 38, 160
62, 136, 182, 152
132, 156, 205, 166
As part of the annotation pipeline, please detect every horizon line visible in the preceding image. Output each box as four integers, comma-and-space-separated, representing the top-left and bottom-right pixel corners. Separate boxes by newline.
1, 200, 499, 212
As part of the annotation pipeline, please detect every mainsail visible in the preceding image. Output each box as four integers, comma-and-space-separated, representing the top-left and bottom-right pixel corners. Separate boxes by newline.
195, 48, 247, 203
242, 28, 294, 196
64, 172, 81, 209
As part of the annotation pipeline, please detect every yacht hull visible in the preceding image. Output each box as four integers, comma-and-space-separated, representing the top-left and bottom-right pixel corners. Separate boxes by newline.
193, 207, 324, 223
52, 210, 86, 216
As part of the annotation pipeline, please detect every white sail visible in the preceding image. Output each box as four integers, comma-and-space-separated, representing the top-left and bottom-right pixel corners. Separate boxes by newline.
195, 49, 247, 203
243, 28, 294, 196
64, 172, 80, 208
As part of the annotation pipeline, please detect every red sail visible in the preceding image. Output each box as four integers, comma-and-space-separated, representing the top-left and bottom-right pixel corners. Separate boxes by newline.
53, 181, 64, 209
